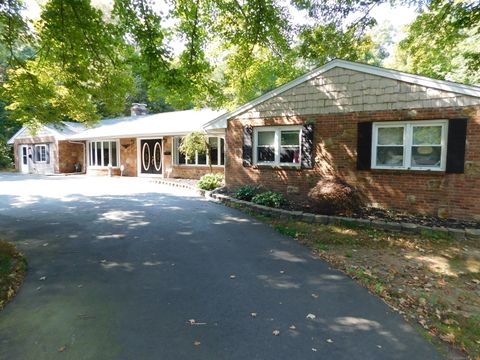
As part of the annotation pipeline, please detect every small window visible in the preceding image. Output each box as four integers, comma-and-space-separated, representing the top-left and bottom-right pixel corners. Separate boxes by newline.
253, 126, 302, 166
35, 144, 47, 162
372, 120, 447, 171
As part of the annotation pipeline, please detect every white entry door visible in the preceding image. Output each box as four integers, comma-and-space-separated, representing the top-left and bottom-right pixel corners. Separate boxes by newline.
19, 145, 29, 173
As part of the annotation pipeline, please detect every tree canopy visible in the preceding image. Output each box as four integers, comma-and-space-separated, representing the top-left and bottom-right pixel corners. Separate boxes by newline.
0, 0, 478, 135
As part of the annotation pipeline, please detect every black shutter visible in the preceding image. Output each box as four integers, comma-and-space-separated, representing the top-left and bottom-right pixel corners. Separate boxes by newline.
242, 125, 253, 167
46, 144, 51, 164
446, 118, 468, 173
357, 121, 372, 170
301, 123, 314, 168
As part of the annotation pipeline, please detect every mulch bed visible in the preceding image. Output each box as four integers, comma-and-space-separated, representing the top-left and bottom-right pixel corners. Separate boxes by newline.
219, 188, 480, 230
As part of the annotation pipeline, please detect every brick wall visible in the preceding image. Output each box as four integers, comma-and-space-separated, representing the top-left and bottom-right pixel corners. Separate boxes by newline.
119, 138, 137, 176
58, 140, 84, 173
226, 106, 480, 220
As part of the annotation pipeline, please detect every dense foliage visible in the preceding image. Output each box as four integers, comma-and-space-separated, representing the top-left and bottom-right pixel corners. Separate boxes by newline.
0, 0, 478, 141
234, 185, 264, 201
252, 190, 288, 208
197, 173, 224, 190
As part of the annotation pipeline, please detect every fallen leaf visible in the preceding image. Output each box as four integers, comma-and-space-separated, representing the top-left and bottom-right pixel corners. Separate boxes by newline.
58, 346, 66, 352
194, 341, 201, 346
272, 330, 280, 336
439, 333, 455, 343
442, 319, 458, 325
306, 313, 316, 320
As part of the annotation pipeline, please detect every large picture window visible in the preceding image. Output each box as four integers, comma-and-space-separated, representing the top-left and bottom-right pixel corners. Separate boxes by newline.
372, 120, 448, 171
88, 140, 119, 167
175, 137, 225, 166
253, 126, 301, 166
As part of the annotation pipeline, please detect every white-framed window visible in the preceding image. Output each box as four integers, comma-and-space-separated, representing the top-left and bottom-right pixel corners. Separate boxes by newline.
88, 140, 119, 167
174, 136, 225, 166
35, 144, 48, 162
372, 120, 448, 171
253, 126, 302, 166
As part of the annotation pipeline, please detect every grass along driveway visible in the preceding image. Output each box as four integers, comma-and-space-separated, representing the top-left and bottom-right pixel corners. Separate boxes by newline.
247, 212, 480, 359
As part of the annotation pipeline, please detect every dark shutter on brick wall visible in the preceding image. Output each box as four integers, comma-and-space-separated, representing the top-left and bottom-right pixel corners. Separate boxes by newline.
446, 118, 468, 174
46, 144, 50, 164
242, 125, 253, 167
357, 121, 372, 170
301, 123, 314, 168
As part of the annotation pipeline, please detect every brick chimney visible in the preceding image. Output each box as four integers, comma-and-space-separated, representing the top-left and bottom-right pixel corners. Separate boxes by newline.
130, 103, 148, 116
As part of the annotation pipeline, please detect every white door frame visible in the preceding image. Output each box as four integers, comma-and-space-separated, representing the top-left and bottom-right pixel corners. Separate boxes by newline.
136, 137, 165, 177
18, 145, 30, 173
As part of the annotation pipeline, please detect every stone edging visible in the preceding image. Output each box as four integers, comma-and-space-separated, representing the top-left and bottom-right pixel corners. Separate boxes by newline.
150, 179, 480, 241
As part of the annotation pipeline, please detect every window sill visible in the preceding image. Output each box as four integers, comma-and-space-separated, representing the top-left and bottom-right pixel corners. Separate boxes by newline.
87, 166, 121, 169
370, 168, 446, 175
174, 164, 225, 168
253, 164, 302, 170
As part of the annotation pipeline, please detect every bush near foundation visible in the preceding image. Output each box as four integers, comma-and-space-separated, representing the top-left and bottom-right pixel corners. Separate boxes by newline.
234, 185, 264, 201
252, 191, 288, 208
307, 176, 363, 215
198, 173, 224, 190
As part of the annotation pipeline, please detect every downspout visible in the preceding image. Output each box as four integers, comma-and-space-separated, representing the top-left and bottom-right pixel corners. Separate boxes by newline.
68, 140, 86, 174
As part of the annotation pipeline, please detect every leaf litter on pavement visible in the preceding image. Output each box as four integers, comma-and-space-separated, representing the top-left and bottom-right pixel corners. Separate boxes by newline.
246, 213, 480, 359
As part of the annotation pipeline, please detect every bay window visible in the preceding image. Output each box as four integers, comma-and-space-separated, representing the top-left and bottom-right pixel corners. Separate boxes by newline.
253, 126, 302, 166
372, 120, 447, 171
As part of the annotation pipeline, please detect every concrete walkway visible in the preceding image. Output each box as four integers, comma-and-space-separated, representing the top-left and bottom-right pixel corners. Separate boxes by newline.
0, 174, 442, 359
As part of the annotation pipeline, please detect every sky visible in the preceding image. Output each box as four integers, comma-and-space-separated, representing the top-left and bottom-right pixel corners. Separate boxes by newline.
22, 0, 418, 59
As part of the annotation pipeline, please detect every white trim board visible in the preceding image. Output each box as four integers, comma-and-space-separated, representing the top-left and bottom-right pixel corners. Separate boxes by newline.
203, 59, 480, 130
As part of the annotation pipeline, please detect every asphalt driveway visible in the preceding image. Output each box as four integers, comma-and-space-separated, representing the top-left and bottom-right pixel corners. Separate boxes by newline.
0, 174, 442, 360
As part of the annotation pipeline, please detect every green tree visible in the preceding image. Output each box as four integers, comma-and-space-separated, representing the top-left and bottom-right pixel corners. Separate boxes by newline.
4, 0, 134, 129
178, 132, 212, 171
392, 0, 479, 84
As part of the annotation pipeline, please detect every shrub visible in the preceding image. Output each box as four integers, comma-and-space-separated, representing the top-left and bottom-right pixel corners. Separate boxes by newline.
252, 191, 287, 208
234, 185, 263, 201
197, 173, 224, 190
307, 176, 363, 215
